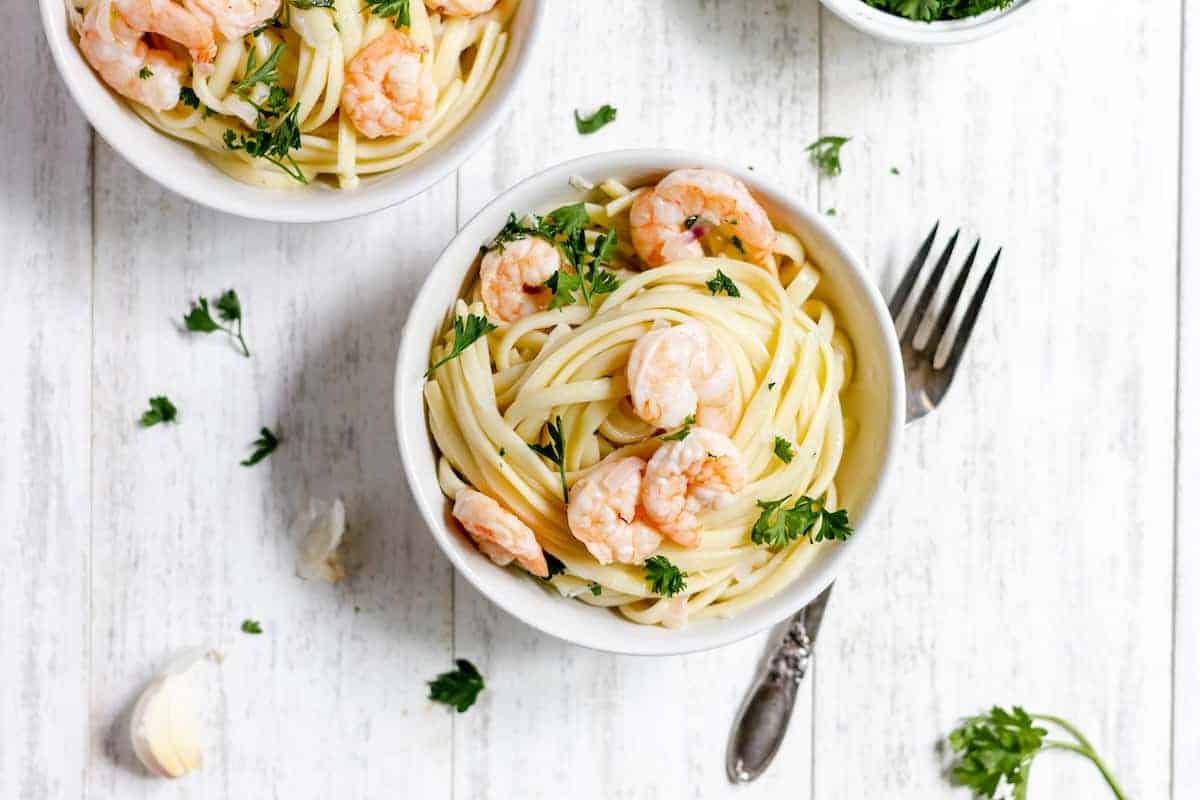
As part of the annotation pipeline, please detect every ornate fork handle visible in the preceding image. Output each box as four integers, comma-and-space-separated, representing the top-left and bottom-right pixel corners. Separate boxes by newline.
725, 609, 816, 783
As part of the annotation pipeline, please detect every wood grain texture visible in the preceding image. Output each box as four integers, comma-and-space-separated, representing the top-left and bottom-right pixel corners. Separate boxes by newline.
3, 0, 1192, 797
816, 2, 1179, 798
1176, 2, 1196, 797
0, 2, 93, 798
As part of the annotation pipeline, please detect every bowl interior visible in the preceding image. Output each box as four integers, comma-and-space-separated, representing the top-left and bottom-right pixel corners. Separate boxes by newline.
38, 0, 544, 222
395, 150, 904, 655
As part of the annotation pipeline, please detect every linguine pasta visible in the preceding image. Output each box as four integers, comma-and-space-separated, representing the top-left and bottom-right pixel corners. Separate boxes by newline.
425, 177, 856, 629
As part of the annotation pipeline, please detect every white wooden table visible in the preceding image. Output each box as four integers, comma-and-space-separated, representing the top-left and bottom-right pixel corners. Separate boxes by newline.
2, 1, 1195, 797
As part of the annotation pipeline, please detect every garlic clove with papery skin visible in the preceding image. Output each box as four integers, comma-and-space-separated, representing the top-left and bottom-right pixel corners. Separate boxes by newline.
294, 497, 351, 583
129, 649, 211, 779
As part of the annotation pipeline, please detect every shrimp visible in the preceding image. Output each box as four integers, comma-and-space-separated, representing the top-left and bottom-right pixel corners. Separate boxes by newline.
626, 321, 738, 435
425, 0, 498, 16
452, 489, 549, 578
641, 427, 746, 547
567, 457, 663, 566
112, 0, 218, 76
629, 168, 776, 267
341, 29, 436, 140
186, 0, 281, 41
479, 237, 563, 323
78, 0, 191, 111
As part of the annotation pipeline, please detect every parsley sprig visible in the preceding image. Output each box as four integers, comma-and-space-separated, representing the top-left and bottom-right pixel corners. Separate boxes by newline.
428, 659, 485, 712
644, 555, 687, 597
706, 269, 741, 298
574, 104, 617, 134
140, 396, 178, 427
425, 313, 497, 377
948, 706, 1127, 799
865, 0, 1012, 21
232, 43, 284, 96
223, 103, 307, 184
806, 136, 851, 177
750, 495, 852, 548
184, 290, 251, 357
241, 427, 280, 467
772, 436, 794, 463
241, 619, 263, 634
365, 0, 410, 27
529, 415, 569, 504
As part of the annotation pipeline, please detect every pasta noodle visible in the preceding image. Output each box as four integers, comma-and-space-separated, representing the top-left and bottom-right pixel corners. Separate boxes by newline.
69, 0, 518, 189
425, 175, 856, 628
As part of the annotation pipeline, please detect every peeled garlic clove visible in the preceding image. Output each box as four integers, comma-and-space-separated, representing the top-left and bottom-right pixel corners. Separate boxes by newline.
294, 497, 350, 583
130, 649, 209, 779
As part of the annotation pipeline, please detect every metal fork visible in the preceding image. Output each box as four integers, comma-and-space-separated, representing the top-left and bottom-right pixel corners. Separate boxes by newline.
726, 222, 1002, 784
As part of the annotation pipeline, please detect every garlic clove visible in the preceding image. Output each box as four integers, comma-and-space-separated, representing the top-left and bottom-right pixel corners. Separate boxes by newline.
294, 497, 351, 583
129, 649, 210, 779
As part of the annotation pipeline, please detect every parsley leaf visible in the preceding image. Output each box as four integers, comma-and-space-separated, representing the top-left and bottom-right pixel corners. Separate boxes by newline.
890, 166, 900, 175
529, 416, 569, 504
806, 136, 851, 177
139, 396, 178, 427
644, 555, 687, 597
180, 87, 201, 109
241, 427, 280, 467
865, 0, 1012, 22
138, 67, 153, 80
706, 269, 741, 298
425, 313, 497, 377
588, 582, 602, 596
365, 0, 410, 27
574, 104, 617, 134
223, 103, 307, 184
232, 43, 285, 97
750, 495, 853, 548
546, 268, 583, 310
659, 414, 696, 442
290, 0, 335, 6
543, 552, 566, 579
684, 215, 700, 229
730, 234, 746, 256
485, 212, 541, 251
773, 436, 794, 464
241, 619, 263, 634
428, 659, 485, 712
948, 706, 1126, 799
184, 292, 251, 357
825, 208, 837, 216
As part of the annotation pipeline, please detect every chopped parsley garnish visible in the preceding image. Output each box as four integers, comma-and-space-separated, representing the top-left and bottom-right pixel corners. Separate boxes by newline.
806, 136, 851, 177
232, 43, 285, 97
730, 234, 746, 256
767, 382, 776, 391
241, 619, 263, 634
365, 0, 410, 27
773, 436, 794, 464
529, 415, 569, 504
290, 0, 336, 6
588, 582, 602, 596
864, 0, 1013, 21
890, 166, 900, 175
183, 290, 251, 357
659, 414, 696, 441
138, 67, 153, 80
241, 427, 280, 467
706, 269, 741, 298
139, 396, 178, 427
825, 208, 837, 216
574, 104, 617, 134
750, 495, 852, 548
223, 103, 307, 184
425, 313, 497, 377
428, 659, 485, 712
498, 447, 506, 457
684, 215, 700, 229
644, 555, 687, 597
179, 86, 201, 110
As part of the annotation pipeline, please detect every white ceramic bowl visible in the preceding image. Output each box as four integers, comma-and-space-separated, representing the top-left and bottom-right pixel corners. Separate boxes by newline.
820, 0, 1040, 45
37, 0, 546, 222
395, 150, 905, 655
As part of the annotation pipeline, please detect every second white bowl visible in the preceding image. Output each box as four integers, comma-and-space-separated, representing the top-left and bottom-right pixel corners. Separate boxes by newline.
820, 0, 1040, 45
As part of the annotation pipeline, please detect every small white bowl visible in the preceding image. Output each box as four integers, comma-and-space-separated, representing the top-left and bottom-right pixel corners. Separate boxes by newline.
394, 150, 905, 655
820, 0, 1040, 46
37, 0, 546, 222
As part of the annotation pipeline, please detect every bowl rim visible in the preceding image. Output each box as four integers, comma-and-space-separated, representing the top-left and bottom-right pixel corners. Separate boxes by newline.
394, 148, 906, 655
819, 0, 1041, 45
37, 0, 547, 223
